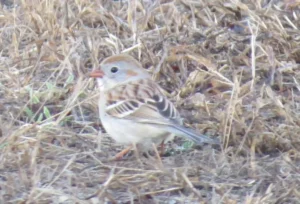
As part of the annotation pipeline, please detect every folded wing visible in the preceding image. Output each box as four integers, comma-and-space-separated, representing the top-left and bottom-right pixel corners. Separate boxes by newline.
104, 79, 219, 145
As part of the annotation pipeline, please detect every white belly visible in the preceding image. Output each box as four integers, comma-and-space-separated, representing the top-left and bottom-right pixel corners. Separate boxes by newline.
101, 114, 172, 145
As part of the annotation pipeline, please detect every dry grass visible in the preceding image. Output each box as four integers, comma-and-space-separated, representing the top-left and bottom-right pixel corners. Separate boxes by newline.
1, 0, 300, 203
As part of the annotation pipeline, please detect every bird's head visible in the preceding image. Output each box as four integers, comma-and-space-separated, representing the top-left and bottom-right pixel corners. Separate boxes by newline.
89, 54, 150, 91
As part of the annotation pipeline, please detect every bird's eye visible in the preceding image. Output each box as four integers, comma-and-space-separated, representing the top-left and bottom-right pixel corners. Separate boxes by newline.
111, 66, 118, 73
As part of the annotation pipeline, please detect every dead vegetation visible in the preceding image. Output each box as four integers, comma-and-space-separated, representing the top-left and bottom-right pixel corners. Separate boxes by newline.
1, 0, 300, 203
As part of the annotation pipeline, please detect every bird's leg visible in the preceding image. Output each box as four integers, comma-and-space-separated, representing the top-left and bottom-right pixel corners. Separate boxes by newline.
152, 143, 163, 168
160, 140, 165, 156
114, 145, 133, 160
132, 143, 145, 167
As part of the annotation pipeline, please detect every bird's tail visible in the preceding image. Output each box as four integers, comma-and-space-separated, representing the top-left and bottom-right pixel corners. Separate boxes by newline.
136, 119, 220, 145
170, 124, 220, 145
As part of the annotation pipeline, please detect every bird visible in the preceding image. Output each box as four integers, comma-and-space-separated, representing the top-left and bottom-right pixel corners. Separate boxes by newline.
89, 54, 219, 159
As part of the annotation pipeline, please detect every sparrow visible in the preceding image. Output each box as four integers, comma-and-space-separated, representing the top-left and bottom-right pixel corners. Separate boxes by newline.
89, 54, 219, 159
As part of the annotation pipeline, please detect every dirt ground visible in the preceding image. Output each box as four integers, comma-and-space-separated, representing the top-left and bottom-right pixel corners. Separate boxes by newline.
1, 0, 300, 203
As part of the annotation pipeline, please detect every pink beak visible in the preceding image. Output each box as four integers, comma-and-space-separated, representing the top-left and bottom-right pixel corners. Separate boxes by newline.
89, 69, 105, 78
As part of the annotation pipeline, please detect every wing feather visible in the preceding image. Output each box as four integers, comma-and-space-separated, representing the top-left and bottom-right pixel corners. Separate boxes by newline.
105, 79, 180, 123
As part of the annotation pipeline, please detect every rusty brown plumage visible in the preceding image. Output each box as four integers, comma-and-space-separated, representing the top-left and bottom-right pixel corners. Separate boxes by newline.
102, 54, 142, 68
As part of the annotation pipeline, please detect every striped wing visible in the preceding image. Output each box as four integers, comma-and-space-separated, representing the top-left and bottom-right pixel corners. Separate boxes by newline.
104, 79, 181, 123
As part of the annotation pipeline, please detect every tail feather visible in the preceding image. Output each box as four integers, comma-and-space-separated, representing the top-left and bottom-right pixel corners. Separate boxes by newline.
170, 124, 220, 145
135, 119, 220, 145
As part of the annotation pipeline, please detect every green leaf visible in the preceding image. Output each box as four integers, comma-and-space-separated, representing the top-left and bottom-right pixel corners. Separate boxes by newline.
43, 106, 51, 119
24, 106, 34, 118
59, 115, 72, 126
37, 113, 43, 122
32, 95, 40, 104
183, 140, 194, 150
0, 142, 8, 149
46, 82, 54, 90
65, 74, 74, 87
25, 86, 34, 103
